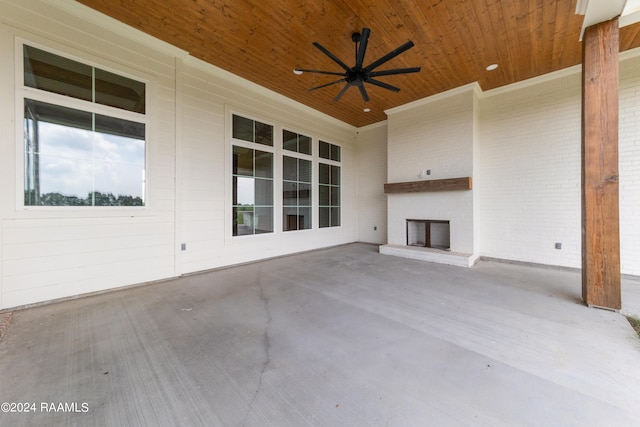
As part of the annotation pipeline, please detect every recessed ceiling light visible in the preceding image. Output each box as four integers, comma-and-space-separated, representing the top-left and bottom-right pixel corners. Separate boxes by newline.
486, 64, 499, 71
293, 69, 303, 75
363, 107, 371, 112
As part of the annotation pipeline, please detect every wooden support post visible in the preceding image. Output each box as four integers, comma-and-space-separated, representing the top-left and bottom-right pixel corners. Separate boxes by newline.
581, 18, 621, 310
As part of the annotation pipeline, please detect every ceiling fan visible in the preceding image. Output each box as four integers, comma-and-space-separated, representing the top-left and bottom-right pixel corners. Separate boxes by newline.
294, 28, 421, 103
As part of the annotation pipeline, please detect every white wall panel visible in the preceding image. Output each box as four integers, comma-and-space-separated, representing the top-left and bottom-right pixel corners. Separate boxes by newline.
355, 123, 388, 244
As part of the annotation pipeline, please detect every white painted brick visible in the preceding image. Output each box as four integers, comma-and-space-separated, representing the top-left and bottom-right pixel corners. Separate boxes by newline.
386, 88, 476, 254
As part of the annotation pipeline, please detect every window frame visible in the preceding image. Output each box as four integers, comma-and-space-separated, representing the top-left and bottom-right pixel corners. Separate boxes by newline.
230, 112, 276, 238
15, 40, 151, 214
282, 128, 313, 232
318, 141, 342, 228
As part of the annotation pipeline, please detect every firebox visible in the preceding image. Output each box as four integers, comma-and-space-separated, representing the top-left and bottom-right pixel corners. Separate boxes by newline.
406, 219, 450, 250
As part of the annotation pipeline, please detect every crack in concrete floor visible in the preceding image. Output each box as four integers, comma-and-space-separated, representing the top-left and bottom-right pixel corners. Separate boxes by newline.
242, 265, 273, 426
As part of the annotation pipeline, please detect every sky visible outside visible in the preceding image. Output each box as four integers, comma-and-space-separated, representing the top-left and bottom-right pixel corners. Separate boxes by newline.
35, 121, 145, 199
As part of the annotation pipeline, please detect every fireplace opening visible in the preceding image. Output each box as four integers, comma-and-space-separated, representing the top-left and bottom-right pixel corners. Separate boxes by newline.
406, 219, 450, 250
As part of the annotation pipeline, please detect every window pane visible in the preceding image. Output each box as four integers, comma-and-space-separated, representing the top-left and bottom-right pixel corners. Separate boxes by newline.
319, 141, 330, 159
254, 207, 273, 233
283, 130, 297, 152
319, 185, 330, 206
331, 165, 341, 186
232, 176, 238, 205
24, 46, 145, 114
255, 121, 273, 146
331, 207, 341, 226
331, 144, 341, 161
299, 135, 312, 155
235, 176, 255, 205
234, 206, 254, 236
283, 181, 297, 206
92, 130, 145, 205
319, 163, 330, 184
299, 159, 311, 183
24, 45, 92, 102
95, 114, 145, 140
233, 115, 253, 142
283, 206, 298, 231
319, 207, 330, 228
283, 156, 297, 181
330, 186, 340, 206
254, 178, 273, 206
95, 68, 145, 114
233, 146, 253, 176
255, 151, 273, 178
299, 183, 311, 206
24, 99, 144, 206
299, 207, 311, 230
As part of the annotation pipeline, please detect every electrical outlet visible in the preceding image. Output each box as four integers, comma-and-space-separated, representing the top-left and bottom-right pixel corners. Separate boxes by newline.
181, 243, 187, 251
555, 242, 561, 250
374, 226, 377, 231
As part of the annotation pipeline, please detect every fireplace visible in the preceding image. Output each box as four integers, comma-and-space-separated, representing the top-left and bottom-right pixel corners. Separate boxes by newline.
406, 219, 450, 250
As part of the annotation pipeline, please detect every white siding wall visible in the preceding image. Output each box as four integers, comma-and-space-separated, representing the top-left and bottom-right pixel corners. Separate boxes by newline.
355, 122, 387, 244
0, 0, 357, 309
0, 1, 178, 308
178, 59, 357, 274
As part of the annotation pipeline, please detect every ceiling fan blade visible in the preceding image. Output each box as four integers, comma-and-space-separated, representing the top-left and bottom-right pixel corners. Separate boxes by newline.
355, 27, 370, 69
369, 67, 421, 77
307, 78, 347, 91
356, 81, 370, 102
295, 69, 348, 76
333, 83, 351, 102
365, 40, 415, 72
366, 78, 401, 92
313, 42, 351, 72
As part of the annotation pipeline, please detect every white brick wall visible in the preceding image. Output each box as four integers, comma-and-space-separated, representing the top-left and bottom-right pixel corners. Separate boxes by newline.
477, 73, 583, 268
386, 87, 476, 254
477, 52, 640, 275
620, 53, 640, 276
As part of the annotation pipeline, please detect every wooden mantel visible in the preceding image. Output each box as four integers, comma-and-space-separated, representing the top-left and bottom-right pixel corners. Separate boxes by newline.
384, 177, 472, 194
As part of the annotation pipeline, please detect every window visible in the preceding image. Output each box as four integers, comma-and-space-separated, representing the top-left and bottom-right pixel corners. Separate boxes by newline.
22, 45, 146, 206
232, 115, 274, 236
283, 156, 311, 231
319, 162, 340, 228
319, 140, 340, 161
233, 114, 273, 146
283, 129, 311, 155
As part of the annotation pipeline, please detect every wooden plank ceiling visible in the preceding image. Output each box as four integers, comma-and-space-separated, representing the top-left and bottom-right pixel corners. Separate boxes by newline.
77, 0, 640, 127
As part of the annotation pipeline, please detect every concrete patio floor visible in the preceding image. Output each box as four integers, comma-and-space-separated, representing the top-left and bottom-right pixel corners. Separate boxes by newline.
1, 243, 639, 426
